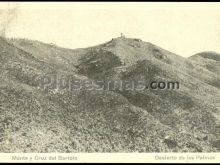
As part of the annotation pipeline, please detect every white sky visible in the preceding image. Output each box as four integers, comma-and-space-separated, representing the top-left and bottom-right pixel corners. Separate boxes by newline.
1, 2, 220, 57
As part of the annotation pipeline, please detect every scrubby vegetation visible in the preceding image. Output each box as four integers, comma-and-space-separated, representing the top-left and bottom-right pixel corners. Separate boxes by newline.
0, 37, 219, 152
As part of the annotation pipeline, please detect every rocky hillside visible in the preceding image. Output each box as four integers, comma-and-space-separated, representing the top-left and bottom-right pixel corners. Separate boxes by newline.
0, 37, 219, 152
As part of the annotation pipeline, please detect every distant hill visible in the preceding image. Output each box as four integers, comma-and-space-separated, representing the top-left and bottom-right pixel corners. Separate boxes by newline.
0, 36, 219, 152
190, 51, 220, 61
189, 51, 220, 76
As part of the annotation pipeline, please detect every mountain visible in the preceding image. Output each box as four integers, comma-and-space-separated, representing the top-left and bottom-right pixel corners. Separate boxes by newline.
0, 36, 219, 152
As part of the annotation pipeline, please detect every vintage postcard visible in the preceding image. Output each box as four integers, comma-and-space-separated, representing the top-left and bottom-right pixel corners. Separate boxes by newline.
0, 2, 219, 163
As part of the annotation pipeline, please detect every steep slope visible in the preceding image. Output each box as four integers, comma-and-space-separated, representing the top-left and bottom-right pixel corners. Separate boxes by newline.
8, 38, 82, 72
0, 37, 219, 152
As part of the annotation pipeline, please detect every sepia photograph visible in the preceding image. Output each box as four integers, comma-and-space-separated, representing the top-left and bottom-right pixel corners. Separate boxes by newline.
0, 1, 219, 163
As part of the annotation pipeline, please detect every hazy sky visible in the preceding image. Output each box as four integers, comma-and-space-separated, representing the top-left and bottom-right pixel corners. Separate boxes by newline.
1, 2, 220, 57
